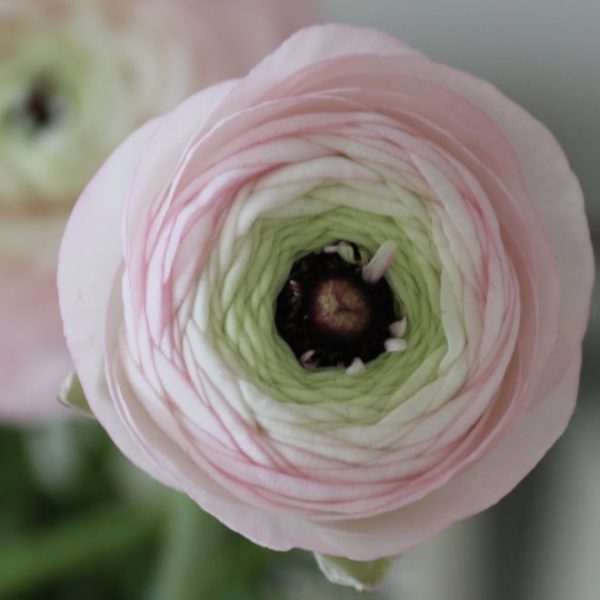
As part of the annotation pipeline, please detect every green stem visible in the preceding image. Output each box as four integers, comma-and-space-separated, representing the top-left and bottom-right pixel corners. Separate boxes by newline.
0, 503, 160, 597
148, 493, 298, 599
148, 492, 224, 600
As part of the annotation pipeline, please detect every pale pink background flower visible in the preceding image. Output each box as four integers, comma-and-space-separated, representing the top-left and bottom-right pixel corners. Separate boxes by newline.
59, 24, 593, 561
0, 0, 316, 423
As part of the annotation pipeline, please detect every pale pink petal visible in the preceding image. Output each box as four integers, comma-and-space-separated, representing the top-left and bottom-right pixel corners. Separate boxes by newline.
58, 119, 162, 464
206, 23, 420, 124
374, 55, 594, 394
312, 352, 582, 560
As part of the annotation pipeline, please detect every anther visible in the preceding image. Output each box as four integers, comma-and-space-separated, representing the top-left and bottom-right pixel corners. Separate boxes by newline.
384, 338, 407, 353
388, 317, 407, 338
300, 349, 318, 369
345, 357, 366, 375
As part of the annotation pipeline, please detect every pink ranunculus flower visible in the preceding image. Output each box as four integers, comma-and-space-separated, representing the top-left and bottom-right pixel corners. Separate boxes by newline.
58, 24, 593, 589
0, 0, 315, 424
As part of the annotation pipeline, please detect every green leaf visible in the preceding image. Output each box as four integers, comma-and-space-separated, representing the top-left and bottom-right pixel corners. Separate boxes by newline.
0, 503, 160, 597
314, 553, 393, 591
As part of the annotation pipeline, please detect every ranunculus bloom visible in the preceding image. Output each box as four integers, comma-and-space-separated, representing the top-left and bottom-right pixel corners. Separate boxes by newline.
0, 0, 315, 423
59, 24, 593, 586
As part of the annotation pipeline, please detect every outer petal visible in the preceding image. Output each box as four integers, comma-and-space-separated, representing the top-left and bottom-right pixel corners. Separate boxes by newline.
312, 352, 582, 559
58, 118, 162, 471
58, 81, 236, 480
380, 56, 594, 395
207, 23, 420, 124
110, 354, 581, 561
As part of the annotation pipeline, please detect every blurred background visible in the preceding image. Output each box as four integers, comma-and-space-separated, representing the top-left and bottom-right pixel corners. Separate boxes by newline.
1, 1, 598, 598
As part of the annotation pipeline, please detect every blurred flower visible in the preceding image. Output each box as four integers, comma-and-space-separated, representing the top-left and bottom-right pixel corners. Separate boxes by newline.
58, 24, 593, 589
0, 0, 315, 423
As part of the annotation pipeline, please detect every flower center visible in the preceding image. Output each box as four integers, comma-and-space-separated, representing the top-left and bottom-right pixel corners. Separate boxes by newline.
310, 277, 371, 338
275, 242, 401, 370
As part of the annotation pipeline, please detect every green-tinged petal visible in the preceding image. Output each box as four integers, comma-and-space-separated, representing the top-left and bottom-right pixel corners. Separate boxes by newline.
203, 183, 449, 424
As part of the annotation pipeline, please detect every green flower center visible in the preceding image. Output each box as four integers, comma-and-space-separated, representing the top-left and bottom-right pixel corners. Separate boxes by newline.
203, 183, 448, 416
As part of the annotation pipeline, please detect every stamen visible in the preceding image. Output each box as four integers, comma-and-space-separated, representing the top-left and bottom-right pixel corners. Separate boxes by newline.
345, 357, 366, 375
289, 279, 302, 298
300, 349, 318, 369
323, 242, 357, 264
275, 241, 400, 369
384, 338, 407, 353
362, 241, 397, 284
389, 317, 407, 338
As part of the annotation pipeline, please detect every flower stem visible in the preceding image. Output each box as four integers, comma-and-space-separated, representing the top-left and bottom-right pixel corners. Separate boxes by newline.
148, 492, 225, 600
148, 492, 294, 598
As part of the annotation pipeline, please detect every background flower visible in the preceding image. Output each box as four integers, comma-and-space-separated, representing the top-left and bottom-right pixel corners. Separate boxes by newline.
0, 0, 316, 423
58, 24, 594, 587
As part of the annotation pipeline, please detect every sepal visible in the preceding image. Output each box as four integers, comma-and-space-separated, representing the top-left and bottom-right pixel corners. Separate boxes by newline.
58, 372, 93, 418
314, 553, 393, 591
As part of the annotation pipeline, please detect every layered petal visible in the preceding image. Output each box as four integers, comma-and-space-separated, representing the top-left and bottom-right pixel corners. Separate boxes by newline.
58, 24, 593, 561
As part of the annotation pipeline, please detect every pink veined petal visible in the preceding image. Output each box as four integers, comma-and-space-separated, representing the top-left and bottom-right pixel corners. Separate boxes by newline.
58, 118, 162, 469
371, 55, 593, 395
123, 80, 239, 314
204, 23, 421, 127
58, 79, 259, 483
312, 351, 583, 560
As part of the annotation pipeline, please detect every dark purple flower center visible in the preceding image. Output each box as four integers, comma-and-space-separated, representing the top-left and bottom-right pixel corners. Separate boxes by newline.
275, 242, 399, 369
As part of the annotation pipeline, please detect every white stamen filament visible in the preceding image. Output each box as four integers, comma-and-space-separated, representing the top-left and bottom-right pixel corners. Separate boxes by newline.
384, 338, 407, 353
389, 317, 407, 338
362, 241, 397, 284
345, 357, 366, 375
